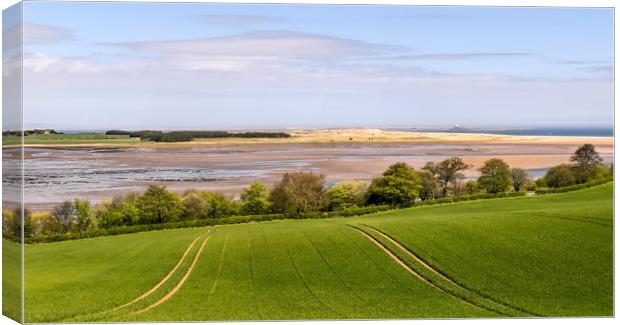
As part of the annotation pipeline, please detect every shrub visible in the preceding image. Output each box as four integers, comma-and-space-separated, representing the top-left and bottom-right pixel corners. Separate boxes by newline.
544, 164, 576, 188
535, 178, 611, 195
326, 181, 368, 211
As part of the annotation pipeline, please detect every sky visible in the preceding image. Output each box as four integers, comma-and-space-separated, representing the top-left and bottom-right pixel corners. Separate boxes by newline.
2, 1, 615, 130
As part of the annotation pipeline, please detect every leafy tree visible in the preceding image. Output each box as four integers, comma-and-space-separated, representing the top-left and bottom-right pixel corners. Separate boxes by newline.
121, 203, 140, 225
94, 200, 124, 228
51, 201, 75, 233
181, 191, 209, 219
570, 144, 603, 182
136, 185, 183, 223
269, 172, 327, 214
326, 181, 368, 211
535, 177, 547, 188
416, 170, 439, 201
240, 182, 272, 215
437, 157, 471, 196
3, 208, 34, 238
74, 199, 93, 232
464, 180, 480, 195
367, 162, 421, 207
478, 159, 512, 193
202, 192, 239, 218
510, 168, 530, 192
544, 164, 576, 188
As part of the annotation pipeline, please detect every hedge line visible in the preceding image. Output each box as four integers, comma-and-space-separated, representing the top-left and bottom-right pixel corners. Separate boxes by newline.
18, 181, 612, 244
417, 191, 527, 206
22, 205, 392, 244
535, 178, 612, 195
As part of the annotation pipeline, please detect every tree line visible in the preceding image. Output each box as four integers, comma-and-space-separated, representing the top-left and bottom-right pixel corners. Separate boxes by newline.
3, 129, 61, 136
2, 144, 611, 239
105, 130, 291, 142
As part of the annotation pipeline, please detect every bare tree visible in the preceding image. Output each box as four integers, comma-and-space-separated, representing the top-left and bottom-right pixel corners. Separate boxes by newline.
510, 168, 530, 192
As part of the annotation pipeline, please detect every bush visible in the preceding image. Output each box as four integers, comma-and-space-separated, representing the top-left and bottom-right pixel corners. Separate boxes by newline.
535, 178, 611, 195
326, 181, 368, 211
544, 164, 576, 188
416, 191, 526, 207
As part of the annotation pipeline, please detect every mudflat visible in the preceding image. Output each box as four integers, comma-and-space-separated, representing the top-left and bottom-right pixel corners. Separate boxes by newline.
4, 129, 613, 210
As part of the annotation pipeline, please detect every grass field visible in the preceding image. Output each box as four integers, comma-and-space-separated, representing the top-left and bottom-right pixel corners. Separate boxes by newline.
20, 183, 613, 322
2, 134, 141, 145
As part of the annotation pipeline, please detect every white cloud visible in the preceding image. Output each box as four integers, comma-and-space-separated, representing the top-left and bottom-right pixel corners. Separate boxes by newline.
106, 30, 404, 61
22, 53, 102, 73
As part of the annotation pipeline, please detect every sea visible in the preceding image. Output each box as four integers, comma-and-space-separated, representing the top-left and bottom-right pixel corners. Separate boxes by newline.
406, 127, 614, 137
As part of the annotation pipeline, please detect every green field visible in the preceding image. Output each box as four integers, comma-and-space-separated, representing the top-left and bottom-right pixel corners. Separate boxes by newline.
18, 183, 613, 322
2, 134, 140, 145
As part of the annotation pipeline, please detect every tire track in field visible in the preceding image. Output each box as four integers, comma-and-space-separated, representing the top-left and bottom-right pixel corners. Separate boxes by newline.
359, 224, 542, 317
336, 227, 424, 296
133, 234, 212, 315
347, 225, 508, 316
110, 232, 208, 312
205, 233, 229, 302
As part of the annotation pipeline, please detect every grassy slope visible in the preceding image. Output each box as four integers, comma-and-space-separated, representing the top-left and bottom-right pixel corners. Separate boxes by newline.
2, 239, 21, 322
23, 184, 613, 322
350, 183, 613, 316
24, 228, 205, 322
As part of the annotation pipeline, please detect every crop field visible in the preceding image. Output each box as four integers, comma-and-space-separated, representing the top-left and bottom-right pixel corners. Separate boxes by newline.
19, 183, 613, 322
2, 134, 141, 145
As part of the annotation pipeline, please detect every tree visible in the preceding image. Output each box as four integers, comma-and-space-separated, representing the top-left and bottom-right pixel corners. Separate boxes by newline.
202, 192, 239, 218
181, 191, 209, 219
510, 168, 530, 192
366, 162, 421, 207
544, 164, 576, 188
570, 144, 603, 182
326, 181, 368, 211
240, 182, 272, 215
269, 172, 327, 214
73, 198, 93, 232
416, 170, 439, 201
478, 159, 511, 193
51, 201, 75, 233
3, 208, 34, 238
437, 157, 471, 196
535, 177, 547, 188
464, 180, 479, 195
422, 161, 439, 176
94, 200, 124, 228
136, 185, 183, 223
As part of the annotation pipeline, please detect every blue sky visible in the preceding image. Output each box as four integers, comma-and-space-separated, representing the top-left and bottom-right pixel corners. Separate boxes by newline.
3, 2, 614, 130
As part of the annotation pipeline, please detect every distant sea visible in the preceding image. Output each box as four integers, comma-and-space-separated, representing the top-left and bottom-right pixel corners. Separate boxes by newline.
407, 127, 613, 137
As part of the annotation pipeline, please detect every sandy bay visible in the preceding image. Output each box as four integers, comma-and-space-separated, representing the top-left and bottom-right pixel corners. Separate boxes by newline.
3, 129, 613, 210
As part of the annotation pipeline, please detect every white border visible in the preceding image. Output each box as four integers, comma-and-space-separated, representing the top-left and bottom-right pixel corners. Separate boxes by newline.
0, 1, 617, 325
